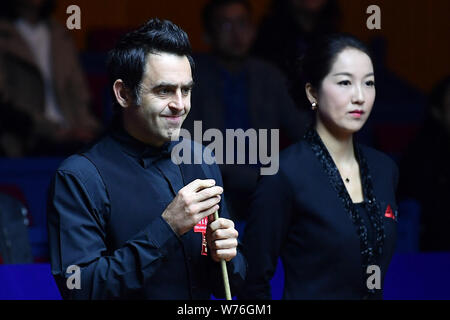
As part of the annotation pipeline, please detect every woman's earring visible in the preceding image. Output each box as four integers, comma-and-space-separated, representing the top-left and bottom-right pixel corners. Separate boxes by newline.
311, 102, 318, 110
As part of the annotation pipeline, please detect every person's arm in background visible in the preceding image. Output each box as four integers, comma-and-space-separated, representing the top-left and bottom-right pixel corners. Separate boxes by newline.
51, 21, 101, 141
0, 53, 33, 156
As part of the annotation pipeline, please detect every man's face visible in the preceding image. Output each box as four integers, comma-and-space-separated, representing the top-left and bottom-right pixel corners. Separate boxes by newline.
209, 3, 255, 59
126, 52, 193, 146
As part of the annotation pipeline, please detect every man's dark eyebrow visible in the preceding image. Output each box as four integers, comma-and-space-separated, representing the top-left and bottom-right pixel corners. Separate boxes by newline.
152, 83, 176, 91
332, 72, 374, 77
153, 81, 194, 89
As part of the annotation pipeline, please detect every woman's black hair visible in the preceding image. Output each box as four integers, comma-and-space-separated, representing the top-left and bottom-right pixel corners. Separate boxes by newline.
106, 18, 194, 110
290, 33, 374, 109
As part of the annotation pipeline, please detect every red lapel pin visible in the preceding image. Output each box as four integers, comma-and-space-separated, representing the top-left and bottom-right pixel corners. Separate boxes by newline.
385, 204, 395, 220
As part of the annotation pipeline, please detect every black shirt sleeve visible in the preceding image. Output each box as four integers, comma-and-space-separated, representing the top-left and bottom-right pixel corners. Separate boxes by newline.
47, 155, 180, 299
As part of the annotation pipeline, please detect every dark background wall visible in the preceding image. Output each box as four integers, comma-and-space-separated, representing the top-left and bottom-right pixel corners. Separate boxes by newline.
52, 0, 450, 93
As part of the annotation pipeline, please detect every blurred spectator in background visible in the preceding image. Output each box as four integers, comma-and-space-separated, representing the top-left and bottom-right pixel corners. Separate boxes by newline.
252, 0, 340, 78
356, 37, 426, 153
398, 76, 450, 252
0, 192, 33, 264
183, 0, 309, 221
0, 0, 101, 157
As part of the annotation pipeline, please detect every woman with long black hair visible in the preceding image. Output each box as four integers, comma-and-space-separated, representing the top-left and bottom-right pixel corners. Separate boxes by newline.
240, 34, 399, 300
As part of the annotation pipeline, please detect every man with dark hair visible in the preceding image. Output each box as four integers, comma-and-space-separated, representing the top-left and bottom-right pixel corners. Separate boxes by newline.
47, 18, 246, 299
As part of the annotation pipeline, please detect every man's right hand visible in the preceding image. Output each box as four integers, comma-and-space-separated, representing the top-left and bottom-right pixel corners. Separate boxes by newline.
162, 179, 223, 236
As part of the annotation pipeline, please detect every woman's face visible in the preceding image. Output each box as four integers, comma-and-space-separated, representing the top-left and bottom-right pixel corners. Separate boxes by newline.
315, 48, 376, 136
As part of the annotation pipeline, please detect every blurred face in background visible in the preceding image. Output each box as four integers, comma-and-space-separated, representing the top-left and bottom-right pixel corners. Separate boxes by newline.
290, 0, 329, 13
208, 2, 255, 60
14, 0, 54, 21
18, 0, 47, 10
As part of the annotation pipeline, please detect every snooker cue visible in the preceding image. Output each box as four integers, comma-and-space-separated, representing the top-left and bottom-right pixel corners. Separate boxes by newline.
214, 210, 232, 300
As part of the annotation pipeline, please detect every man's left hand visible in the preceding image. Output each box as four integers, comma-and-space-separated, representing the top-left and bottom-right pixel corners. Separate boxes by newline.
206, 217, 238, 262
